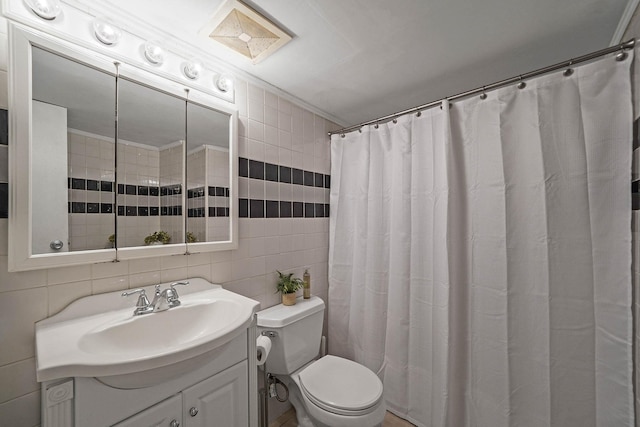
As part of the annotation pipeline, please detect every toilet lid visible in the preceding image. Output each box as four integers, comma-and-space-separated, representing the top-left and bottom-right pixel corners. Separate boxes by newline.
298, 355, 383, 415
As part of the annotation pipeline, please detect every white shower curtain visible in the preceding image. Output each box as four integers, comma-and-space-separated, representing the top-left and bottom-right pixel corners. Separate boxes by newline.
328, 52, 633, 427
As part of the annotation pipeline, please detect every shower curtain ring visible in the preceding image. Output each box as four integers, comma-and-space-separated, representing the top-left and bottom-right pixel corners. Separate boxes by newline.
480, 86, 487, 100
563, 60, 574, 76
416, 110, 422, 117
517, 76, 526, 89
340, 133, 345, 138
392, 118, 397, 124
374, 123, 379, 129
616, 48, 628, 62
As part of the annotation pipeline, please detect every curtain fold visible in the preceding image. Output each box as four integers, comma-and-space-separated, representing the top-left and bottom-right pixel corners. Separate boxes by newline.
328, 51, 633, 427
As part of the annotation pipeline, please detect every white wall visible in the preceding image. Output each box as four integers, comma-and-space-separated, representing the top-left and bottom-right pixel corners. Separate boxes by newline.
0, 15, 338, 426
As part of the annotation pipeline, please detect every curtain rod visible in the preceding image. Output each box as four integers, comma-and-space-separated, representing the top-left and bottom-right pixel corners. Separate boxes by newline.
328, 38, 636, 137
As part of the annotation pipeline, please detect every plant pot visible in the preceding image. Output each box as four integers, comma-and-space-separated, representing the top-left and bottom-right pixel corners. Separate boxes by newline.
282, 293, 297, 306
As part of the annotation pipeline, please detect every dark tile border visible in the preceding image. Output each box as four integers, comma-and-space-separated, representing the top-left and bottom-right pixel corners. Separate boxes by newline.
239, 198, 328, 219
239, 157, 330, 190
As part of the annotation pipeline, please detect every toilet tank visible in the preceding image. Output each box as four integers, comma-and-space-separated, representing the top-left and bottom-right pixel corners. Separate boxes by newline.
256, 296, 325, 375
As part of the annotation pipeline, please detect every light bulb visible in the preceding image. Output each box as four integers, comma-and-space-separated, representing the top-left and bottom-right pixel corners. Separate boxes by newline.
215, 73, 233, 93
24, 0, 61, 20
143, 41, 164, 65
183, 58, 203, 80
93, 17, 122, 46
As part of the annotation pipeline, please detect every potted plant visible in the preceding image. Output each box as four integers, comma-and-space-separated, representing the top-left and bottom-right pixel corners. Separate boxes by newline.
107, 234, 115, 248
144, 230, 171, 246
186, 231, 197, 243
276, 270, 303, 306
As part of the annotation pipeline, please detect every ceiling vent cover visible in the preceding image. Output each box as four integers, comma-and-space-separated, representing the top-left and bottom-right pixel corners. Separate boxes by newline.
200, 0, 292, 64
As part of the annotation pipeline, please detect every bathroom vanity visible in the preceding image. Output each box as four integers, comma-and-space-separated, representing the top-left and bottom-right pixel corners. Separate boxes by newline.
36, 279, 259, 427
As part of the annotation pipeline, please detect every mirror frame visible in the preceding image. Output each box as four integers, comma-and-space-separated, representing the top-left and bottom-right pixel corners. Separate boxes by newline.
8, 23, 238, 271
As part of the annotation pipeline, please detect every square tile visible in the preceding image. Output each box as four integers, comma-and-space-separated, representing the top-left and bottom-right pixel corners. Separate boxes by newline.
305, 202, 314, 218
293, 201, 303, 218
265, 163, 279, 182
279, 166, 291, 183
0, 182, 6, 218
280, 201, 292, 218
239, 157, 249, 177
0, 287, 48, 365
249, 160, 265, 180
304, 170, 314, 187
266, 200, 279, 218
292, 168, 304, 185
250, 199, 264, 218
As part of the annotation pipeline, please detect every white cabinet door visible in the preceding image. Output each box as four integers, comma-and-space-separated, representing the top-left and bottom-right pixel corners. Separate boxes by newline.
183, 361, 248, 427
113, 394, 182, 427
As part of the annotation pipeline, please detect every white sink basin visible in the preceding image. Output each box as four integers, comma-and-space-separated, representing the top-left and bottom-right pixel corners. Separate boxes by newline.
78, 298, 241, 355
35, 278, 259, 387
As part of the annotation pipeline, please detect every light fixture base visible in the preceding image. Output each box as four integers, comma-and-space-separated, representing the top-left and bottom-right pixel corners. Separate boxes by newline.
93, 17, 122, 46
24, 0, 61, 20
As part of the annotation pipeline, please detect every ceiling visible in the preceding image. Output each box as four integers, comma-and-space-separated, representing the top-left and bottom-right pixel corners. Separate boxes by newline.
79, 0, 631, 128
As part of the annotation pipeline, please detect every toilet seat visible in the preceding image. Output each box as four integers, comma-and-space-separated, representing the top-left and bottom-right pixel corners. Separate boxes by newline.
297, 355, 384, 416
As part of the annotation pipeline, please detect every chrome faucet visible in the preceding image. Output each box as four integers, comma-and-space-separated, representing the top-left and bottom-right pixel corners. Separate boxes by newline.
121, 288, 154, 316
122, 281, 189, 315
151, 281, 189, 312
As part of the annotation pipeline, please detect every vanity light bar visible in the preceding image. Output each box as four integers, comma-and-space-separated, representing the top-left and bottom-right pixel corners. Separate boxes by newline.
23, 0, 234, 95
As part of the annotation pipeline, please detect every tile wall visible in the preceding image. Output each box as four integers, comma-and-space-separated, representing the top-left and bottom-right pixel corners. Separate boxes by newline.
186, 146, 231, 242
67, 130, 116, 251
159, 143, 185, 244
187, 147, 207, 241
0, 15, 339, 426
115, 141, 161, 248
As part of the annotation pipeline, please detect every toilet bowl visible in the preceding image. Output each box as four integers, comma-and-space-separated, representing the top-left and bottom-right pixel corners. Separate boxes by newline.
257, 296, 386, 427
282, 355, 386, 427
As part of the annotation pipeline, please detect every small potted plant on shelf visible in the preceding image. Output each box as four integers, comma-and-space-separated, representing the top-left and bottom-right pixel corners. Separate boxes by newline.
276, 270, 303, 306
144, 231, 171, 246
186, 231, 197, 243
107, 234, 115, 248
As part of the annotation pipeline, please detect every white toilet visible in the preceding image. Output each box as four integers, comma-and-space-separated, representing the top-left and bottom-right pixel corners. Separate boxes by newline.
257, 296, 386, 427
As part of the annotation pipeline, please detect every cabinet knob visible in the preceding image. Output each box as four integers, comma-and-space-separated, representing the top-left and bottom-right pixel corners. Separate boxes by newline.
50, 240, 64, 250
170, 420, 180, 427
189, 407, 198, 417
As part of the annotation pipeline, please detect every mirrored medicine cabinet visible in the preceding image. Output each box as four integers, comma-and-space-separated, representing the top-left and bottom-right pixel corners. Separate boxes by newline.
8, 24, 238, 271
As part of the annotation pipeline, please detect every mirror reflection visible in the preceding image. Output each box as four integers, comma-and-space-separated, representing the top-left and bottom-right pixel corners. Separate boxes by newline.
23, 36, 235, 267
186, 102, 230, 243
116, 79, 186, 248
31, 47, 116, 254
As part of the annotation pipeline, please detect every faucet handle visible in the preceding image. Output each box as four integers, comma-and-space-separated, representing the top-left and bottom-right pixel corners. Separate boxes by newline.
169, 281, 189, 298
121, 289, 151, 312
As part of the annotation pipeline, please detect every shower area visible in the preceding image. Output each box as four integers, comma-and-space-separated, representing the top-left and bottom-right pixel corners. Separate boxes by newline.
327, 41, 636, 426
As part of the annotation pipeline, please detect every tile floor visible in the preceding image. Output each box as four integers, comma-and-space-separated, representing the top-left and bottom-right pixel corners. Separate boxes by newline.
268, 408, 416, 427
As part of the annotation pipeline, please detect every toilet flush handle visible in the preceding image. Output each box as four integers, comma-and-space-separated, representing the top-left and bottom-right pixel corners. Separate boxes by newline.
261, 331, 278, 338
